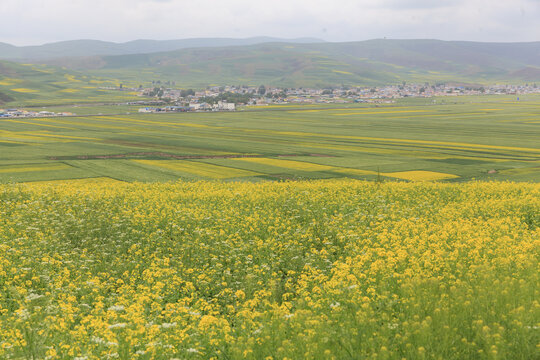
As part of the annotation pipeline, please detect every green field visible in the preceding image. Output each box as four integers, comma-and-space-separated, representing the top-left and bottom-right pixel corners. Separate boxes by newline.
0, 61, 144, 106
1, 94, 539, 183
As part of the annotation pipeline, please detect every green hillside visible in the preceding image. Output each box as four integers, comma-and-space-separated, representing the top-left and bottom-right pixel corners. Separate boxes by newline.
0, 37, 323, 61
41, 39, 540, 88
2, 39, 540, 102
0, 60, 144, 106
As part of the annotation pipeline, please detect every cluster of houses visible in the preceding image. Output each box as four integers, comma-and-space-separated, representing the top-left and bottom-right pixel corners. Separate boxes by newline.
0, 109, 74, 118
136, 83, 540, 107
138, 100, 235, 113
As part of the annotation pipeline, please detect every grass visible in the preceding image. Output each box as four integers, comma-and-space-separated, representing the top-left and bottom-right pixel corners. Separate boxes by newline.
0, 60, 147, 106
0, 94, 538, 183
0, 180, 538, 359
133, 160, 261, 179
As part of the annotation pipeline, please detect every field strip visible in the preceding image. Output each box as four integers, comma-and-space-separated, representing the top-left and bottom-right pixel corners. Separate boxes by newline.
0, 140, 29, 145
382, 170, 459, 181
286, 106, 425, 114
238, 129, 540, 153
497, 116, 540, 123
318, 141, 537, 160
231, 157, 335, 171
30, 132, 100, 141
133, 160, 261, 179
20, 117, 134, 131
25, 177, 124, 185
0, 130, 73, 143
334, 168, 459, 181
11, 88, 38, 93
498, 166, 540, 175
0, 163, 70, 174
333, 110, 429, 116
5, 119, 78, 130
388, 112, 497, 118
95, 116, 226, 130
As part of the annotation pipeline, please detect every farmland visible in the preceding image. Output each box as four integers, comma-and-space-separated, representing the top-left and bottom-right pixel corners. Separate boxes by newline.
1, 79, 539, 359
0, 61, 143, 107
0, 94, 539, 183
0, 180, 538, 359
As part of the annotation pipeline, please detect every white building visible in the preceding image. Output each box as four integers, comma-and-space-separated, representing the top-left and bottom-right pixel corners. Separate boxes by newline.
217, 101, 235, 111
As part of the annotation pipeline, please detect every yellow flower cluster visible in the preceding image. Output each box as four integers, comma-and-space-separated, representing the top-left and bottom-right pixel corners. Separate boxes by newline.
0, 180, 538, 359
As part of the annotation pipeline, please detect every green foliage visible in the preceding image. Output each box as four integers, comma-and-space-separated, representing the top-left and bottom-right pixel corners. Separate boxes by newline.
0, 90, 14, 103
200, 91, 252, 105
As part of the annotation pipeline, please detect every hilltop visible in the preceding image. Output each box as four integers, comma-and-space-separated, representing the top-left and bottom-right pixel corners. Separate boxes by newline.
0, 37, 323, 61
30, 39, 540, 88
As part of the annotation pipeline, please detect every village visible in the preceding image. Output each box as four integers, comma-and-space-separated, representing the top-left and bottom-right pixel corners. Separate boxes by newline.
2, 83, 539, 117
133, 82, 540, 113
0, 109, 74, 118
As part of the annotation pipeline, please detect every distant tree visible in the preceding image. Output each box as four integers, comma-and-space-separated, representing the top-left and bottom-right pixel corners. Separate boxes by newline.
258, 85, 266, 95
322, 89, 333, 95
200, 91, 251, 105
180, 89, 195, 97
147, 87, 164, 98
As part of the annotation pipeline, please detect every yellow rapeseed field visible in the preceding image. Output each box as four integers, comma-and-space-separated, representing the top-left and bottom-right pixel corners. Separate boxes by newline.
10, 88, 38, 93
383, 170, 459, 181
232, 157, 335, 171
334, 168, 459, 181
133, 160, 261, 179
0, 180, 538, 359
0, 163, 70, 174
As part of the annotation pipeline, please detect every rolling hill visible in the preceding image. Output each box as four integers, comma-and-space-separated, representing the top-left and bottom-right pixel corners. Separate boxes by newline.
1, 39, 539, 102
0, 37, 323, 61
0, 60, 143, 106
36, 39, 540, 88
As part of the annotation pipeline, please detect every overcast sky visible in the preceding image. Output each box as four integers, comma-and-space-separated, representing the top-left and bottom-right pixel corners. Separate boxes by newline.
1, 0, 540, 45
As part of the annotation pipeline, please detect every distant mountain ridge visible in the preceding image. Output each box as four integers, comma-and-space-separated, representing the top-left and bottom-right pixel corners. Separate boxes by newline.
0, 37, 324, 60
1, 39, 540, 92
37, 39, 540, 87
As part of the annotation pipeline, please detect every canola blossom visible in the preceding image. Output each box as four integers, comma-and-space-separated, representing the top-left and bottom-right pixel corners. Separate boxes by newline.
0, 180, 538, 359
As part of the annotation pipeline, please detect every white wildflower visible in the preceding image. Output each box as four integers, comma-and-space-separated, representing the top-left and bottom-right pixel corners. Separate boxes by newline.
107, 305, 125, 312
161, 322, 177, 329
108, 323, 127, 330
25, 293, 44, 301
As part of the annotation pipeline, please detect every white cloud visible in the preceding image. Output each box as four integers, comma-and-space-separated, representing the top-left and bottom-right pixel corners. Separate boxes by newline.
0, 0, 539, 45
